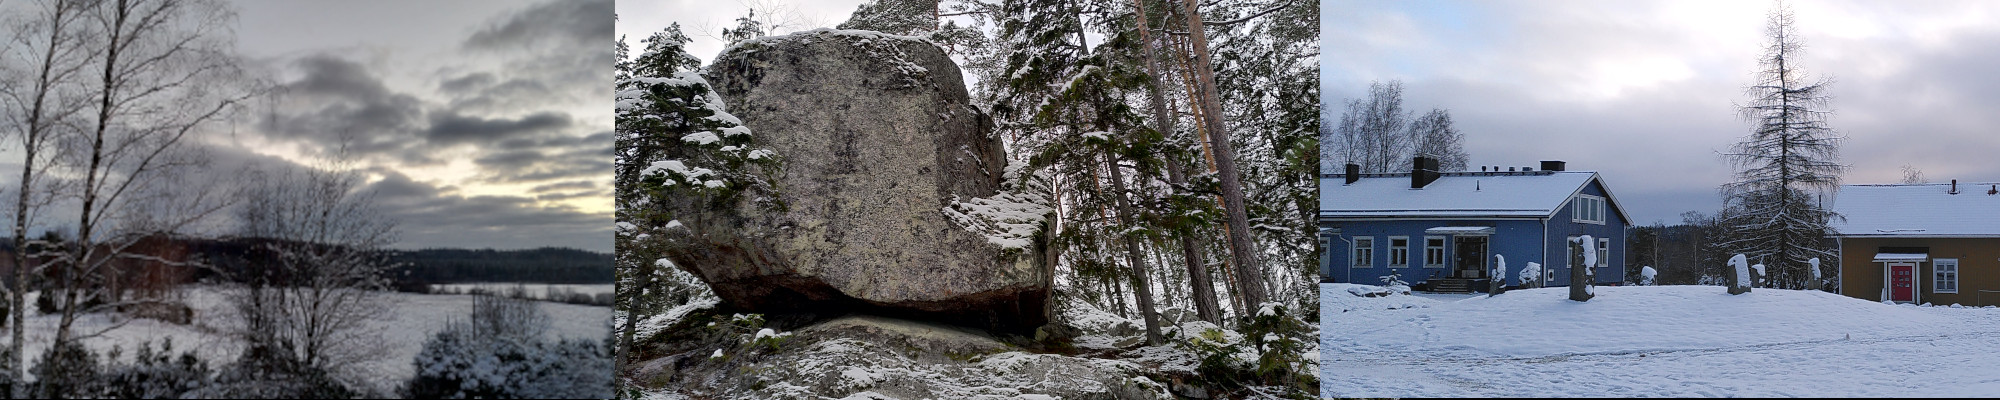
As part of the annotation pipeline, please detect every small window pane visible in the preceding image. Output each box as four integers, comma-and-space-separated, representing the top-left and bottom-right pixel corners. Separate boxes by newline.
1353, 237, 1374, 268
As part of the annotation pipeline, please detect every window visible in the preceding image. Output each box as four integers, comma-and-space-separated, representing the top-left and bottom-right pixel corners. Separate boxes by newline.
1352, 237, 1373, 268
1424, 236, 1447, 268
1597, 238, 1611, 268
1572, 195, 1606, 224
1567, 235, 1581, 270
1936, 258, 1959, 294
1389, 237, 1410, 267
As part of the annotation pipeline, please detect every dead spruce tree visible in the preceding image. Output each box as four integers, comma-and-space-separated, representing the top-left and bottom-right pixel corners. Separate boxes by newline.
1721, 2, 1843, 290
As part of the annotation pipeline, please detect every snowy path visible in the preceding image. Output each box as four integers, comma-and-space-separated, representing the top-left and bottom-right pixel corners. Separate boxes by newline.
1321, 283, 2000, 397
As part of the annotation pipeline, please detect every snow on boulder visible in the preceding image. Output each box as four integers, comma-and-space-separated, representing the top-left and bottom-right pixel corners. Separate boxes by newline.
671, 29, 1052, 333
1640, 266, 1657, 285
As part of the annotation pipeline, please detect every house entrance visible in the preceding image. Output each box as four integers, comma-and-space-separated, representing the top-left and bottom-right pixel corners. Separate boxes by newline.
1453, 236, 1488, 279
1890, 263, 1916, 302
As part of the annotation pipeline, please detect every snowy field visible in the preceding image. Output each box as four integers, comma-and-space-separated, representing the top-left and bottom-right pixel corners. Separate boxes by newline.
1321, 283, 2000, 397
430, 282, 614, 297
0, 285, 610, 395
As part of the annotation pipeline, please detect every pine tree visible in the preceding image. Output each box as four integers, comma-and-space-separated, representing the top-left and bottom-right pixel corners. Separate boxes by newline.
1720, 2, 1843, 290
1129, 0, 1223, 324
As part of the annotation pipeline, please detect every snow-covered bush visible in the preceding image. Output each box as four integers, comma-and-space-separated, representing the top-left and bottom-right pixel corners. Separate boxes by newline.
30, 340, 100, 398
201, 341, 361, 399
406, 295, 613, 399
1520, 262, 1543, 289
1640, 266, 1658, 286
98, 338, 213, 399
1378, 272, 1409, 294
1176, 303, 1316, 395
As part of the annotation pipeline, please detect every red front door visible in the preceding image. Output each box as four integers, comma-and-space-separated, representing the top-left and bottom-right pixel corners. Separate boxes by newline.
1891, 263, 1915, 302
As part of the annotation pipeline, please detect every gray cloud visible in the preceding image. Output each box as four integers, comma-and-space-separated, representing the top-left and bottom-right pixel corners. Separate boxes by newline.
439, 72, 497, 93
362, 169, 610, 251
464, 0, 612, 51
225, 0, 612, 251
425, 110, 572, 145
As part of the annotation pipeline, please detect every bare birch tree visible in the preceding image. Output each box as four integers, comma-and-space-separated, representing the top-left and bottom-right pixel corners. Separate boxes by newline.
1721, 1, 1844, 290
37, 0, 256, 389
0, 0, 95, 393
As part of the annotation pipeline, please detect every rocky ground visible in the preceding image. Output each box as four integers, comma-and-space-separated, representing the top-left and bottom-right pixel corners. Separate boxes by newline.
622, 297, 1316, 400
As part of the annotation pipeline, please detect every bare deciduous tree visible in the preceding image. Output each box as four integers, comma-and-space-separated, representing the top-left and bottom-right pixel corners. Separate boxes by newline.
0, 0, 97, 392
1410, 108, 1468, 172
228, 153, 398, 384
4, 0, 259, 393
1330, 81, 1470, 173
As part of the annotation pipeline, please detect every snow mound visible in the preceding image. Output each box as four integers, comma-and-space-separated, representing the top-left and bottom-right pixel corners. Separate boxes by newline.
1322, 283, 1441, 313
1328, 285, 1951, 358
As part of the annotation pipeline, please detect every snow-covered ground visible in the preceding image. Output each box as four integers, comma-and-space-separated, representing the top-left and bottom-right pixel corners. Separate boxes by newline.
0, 285, 610, 395
1322, 283, 2000, 397
430, 282, 614, 297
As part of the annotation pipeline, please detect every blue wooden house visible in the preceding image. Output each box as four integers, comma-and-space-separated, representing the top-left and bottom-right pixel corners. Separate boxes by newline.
1318, 158, 1630, 292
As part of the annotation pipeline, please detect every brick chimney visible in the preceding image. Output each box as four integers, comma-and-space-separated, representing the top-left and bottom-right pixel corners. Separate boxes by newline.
1411, 156, 1441, 189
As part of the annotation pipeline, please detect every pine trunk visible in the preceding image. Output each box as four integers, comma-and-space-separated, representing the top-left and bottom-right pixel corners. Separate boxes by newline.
1181, 0, 1268, 311
1131, 0, 1222, 324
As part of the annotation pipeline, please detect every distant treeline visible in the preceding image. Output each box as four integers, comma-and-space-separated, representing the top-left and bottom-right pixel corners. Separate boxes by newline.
0, 236, 613, 286
390, 247, 614, 284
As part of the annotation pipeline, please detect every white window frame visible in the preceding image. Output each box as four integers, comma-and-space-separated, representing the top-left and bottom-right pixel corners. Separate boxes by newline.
1572, 195, 1606, 224
1423, 236, 1447, 268
1567, 235, 1581, 273
1936, 258, 1959, 294
1597, 238, 1611, 269
1388, 236, 1410, 268
1352, 237, 1374, 268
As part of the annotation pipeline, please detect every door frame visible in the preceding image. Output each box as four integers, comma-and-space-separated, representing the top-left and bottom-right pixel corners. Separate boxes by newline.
1452, 235, 1490, 279
1887, 262, 1919, 303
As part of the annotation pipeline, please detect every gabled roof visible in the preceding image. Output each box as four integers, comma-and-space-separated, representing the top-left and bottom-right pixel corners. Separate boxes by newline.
1319, 171, 1631, 221
1830, 182, 2000, 237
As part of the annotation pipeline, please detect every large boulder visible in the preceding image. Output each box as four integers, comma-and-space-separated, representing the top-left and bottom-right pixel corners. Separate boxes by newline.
672, 29, 1051, 333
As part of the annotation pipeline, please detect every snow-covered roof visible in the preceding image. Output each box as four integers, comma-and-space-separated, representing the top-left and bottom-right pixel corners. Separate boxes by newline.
1830, 182, 2000, 237
1320, 171, 1630, 220
1872, 253, 1929, 262
1426, 226, 1496, 235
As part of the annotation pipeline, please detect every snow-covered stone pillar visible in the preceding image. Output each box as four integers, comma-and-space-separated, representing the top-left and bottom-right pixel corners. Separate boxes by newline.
1728, 254, 1752, 295
1808, 258, 1822, 291
1490, 254, 1507, 297
1570, 235, 1595, 302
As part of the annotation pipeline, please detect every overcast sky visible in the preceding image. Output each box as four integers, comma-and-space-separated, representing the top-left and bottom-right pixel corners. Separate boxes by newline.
227, 0, 613, 251
1323, 0, 2000, 226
